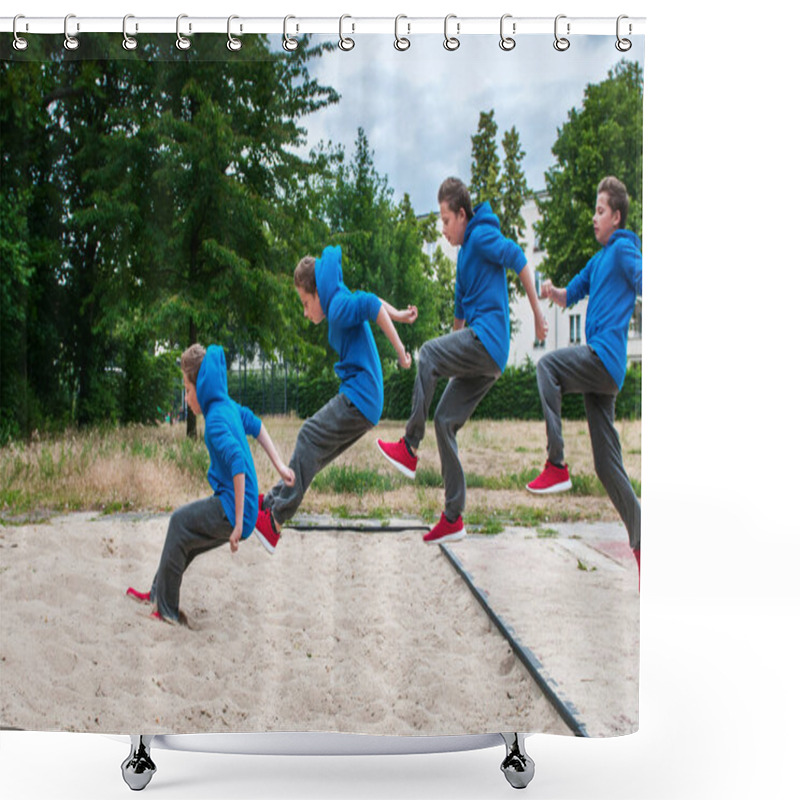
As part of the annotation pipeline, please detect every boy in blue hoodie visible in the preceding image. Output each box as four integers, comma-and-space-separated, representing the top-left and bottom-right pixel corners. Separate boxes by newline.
527, 176, 642, 580
126, 343, 294, 624
253, 245, 416, 553
378, 177, 548, 545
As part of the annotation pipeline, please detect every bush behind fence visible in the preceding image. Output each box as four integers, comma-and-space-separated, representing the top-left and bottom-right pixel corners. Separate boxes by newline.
227, 359, 642, 422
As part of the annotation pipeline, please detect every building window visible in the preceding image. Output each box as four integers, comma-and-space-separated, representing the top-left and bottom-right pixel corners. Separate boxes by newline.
570, 314, 582, 345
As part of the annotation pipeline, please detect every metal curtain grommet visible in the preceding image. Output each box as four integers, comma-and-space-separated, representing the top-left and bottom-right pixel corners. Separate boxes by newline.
176, 13, 191, 50
615, 15, 632, 51
553, 14, 570, 51
444, 14, 460, 51
394, 14, 410, 51
12, 14, 28, 51
227, 15, 242, 51
283, 15, 298, 51
64, 13, 79, 51
122, 14, 138, 51
500, 14, 515, 51
339, 15, 355, 51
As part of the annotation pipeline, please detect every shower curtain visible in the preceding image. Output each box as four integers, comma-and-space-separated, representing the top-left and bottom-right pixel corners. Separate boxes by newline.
1, 17, 642, 744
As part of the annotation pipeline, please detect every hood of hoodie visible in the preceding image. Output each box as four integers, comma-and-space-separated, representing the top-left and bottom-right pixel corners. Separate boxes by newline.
315, 245, 345, 317
607, 228, 642, 250
196, 344, 229, 416
462, 202, 501, 247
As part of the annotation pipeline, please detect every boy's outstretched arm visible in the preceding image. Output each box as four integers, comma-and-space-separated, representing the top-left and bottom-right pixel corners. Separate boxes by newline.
518, 264, 548, 342
230, 472, 245, 552
376, 306, 413, 368
379, 298, 418, 325
256, 423, 295, 486
540, 278, 568, 309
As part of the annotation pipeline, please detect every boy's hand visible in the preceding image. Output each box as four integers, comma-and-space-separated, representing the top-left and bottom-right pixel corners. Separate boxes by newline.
398, 348, 412, 369
229, 524, 243, 553
397, 305, 418, 324
540, 280, 567, 308
280, 465, 296, 486
534, 309, 548, 342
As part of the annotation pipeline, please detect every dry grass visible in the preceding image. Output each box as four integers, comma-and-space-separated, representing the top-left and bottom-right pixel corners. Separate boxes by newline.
0, 416, 641, 528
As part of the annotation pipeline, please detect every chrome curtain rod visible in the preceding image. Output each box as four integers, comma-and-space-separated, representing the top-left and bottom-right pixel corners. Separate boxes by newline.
1, 15, 646, 37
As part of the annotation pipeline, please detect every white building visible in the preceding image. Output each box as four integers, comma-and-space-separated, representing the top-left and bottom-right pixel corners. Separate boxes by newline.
425, 195, 642, 369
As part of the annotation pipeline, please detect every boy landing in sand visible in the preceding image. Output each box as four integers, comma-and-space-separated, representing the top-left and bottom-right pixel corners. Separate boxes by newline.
126, 343, 294, 624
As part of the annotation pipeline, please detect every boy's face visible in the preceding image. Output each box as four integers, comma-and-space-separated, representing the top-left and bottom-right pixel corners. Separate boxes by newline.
440, 202, 468, 247
297, 286, 325, 325
593, 192, 622, 246
183, 373, 202, 416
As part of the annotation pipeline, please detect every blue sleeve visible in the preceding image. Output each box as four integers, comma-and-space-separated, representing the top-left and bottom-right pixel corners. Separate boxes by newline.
473, 230, 526, 275
238, 404, 262, 438
207, 415, 247, 478
566, 259, 592, 307
328, 290, 382, 328
454, 271, 464, 320
619, 240, 643, 295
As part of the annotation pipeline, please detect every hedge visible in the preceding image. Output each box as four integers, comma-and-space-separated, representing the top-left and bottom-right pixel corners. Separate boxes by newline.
234, 358, 642, 422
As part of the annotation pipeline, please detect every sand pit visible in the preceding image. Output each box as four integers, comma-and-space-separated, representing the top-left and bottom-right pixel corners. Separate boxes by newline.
1, 512, 581, 737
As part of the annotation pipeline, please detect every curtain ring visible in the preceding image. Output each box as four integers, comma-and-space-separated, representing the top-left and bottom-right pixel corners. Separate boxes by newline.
615, 15, 632, 52
176, 14, 191, 50
122, 14, 138, 51
227, 15, 242, 51
12, 14, 28, 51
443, 14, 460, 51
64, 13, 79, 51
499, 14, 516, 51
394, 15, 410, 51
283, 15, 298, 51
338, 15, 355, 51
553, 14, 570, 51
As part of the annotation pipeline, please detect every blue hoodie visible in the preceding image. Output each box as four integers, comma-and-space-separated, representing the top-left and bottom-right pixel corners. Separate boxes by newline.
315, 246, 384, 426
566, 229, 642, 390
195, 345, 262, 537
454, 202, 527, 373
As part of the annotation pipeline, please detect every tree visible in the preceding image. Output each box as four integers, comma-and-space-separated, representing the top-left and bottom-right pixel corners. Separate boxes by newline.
470, 110, 501, 210
499, 126, 530, 246
1, 33, 339, 439
321, 129, 448, 368
535, 60, 644, 287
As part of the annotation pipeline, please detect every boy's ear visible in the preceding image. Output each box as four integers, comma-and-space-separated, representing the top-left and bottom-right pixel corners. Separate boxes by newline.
612, 209, 622, 229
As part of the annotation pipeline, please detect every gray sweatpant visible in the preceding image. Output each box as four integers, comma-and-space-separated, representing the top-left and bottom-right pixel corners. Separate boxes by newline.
150, 495, 232, 622
263, 393, 373, 525
536, 345, 641, 550
406, 328, 501, 521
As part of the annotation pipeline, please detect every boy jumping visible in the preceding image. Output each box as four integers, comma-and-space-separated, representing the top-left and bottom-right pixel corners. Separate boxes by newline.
527, 176, 642, 579
378, 177, 548, 544
254, 245, 416, 552
126, 343, 294, 624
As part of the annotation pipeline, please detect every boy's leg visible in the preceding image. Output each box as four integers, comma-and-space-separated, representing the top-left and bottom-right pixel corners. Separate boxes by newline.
406, 328, 497, 450
435, 372, 499, 521
584, 392, 641, 550
536, 346, 618, 466
264, 393, 372, 525
151, 496, 232, 622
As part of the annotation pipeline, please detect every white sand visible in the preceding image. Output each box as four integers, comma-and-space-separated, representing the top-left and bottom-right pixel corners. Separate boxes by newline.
0, 512, 610, 738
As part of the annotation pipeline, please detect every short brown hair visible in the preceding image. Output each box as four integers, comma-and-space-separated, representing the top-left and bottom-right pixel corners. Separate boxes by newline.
294, 256, 317, 295
597, 176, 629, 229
181, 343, 206, 386
438, 177, 474, 220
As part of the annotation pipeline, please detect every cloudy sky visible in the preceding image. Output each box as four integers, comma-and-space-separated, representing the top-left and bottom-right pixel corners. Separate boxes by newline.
299, 33, 643, 215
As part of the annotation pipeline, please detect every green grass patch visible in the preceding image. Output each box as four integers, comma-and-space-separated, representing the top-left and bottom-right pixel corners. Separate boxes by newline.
314, 465, 395, 497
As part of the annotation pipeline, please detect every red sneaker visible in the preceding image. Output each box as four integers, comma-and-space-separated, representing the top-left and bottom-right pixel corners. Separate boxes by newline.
377, 437, 417, 479
423, 512, 466, 544
126, 587, 152, 604
526, 461, 572, 494
254, 506, 280, 554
